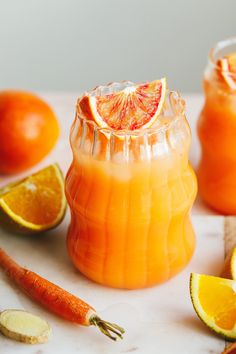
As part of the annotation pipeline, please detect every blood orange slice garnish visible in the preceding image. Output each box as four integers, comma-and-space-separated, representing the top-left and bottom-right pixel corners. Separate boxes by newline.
217, 53, 236, 90
78, 78, 166, 131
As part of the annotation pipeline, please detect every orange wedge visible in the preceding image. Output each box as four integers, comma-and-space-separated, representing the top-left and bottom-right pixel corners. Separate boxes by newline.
0, 164, 66, 233
222, 247, 236, 280
218, 53, 236, 90
190, 273, 236, 340
78, 78, 166, 131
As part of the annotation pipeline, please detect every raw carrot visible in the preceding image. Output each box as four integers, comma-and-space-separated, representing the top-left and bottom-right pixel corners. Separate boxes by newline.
0, 248, 124, 340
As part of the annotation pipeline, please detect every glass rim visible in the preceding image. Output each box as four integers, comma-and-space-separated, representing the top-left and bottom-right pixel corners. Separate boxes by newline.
75, 89, 187, 137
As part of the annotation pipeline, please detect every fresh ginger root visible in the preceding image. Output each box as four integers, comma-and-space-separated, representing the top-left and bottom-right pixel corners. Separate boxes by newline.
0, 310, 51, 344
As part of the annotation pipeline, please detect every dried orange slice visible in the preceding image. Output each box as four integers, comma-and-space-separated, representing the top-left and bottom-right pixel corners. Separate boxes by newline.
222, 342, 236, 354
79, 78, 166, 130
190, 273, 236, 340
222, 247, 236, 280
218, 53, 236, 90
0, 164, 66, 233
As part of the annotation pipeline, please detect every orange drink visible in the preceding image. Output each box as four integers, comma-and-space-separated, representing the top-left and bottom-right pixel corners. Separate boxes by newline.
65, 81, 197, 289
198, 38, 236, 214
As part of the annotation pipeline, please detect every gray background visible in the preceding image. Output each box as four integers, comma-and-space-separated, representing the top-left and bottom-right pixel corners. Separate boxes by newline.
0, 0, 235, 92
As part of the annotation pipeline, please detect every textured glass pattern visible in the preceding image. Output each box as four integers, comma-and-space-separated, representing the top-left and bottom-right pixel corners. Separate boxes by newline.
65, 90, 197, 289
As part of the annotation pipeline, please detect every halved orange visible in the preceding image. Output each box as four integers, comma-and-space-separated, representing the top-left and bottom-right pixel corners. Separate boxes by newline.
222, 247, 236, 280
78, 78, 166, 131
218, 53, 236, 90
0, 164, 66, 233
190, 273, 236, 340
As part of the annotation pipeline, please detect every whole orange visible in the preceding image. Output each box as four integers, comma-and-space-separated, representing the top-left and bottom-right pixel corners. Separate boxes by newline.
0, 91, 60, 174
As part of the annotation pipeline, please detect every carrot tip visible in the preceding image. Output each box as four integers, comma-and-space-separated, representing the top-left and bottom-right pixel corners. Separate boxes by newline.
89, 315, 125, 341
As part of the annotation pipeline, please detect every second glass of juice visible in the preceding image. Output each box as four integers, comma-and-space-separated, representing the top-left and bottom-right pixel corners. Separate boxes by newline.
198, 38, 236, 214
65, 84, 197, 289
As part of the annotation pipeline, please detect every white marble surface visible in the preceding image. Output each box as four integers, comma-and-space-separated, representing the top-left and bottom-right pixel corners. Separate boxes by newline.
0, 93, 226, 353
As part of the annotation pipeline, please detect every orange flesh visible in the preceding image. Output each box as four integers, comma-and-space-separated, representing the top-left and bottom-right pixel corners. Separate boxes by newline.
65, 135, 197, 289
199, 276, 236, 331
198, 76, 236, 214
219, 53, 236, 76
1, 166, 63, 225
94, 80, 165, 130
228, 53, 236, 71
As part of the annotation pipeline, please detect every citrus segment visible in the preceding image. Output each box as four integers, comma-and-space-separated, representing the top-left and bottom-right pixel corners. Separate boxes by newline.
222, 247, 236, 280
190, 273, 236, 340
0, 164, 66, 233
79, 78, 166, 130
218, 53, 236, 90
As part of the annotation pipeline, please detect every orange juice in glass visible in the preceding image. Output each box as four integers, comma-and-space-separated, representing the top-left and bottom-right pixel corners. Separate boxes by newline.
65, 80, 197, 289
198, 38, 236, 214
